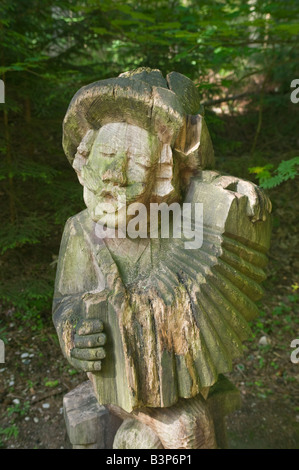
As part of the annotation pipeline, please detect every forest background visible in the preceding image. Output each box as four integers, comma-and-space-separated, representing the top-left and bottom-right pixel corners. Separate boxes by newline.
0, 0, 298, 449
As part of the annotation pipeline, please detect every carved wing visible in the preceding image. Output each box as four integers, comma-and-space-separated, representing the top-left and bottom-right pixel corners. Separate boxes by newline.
114, 173, 272, 410
53, 176, 271, 413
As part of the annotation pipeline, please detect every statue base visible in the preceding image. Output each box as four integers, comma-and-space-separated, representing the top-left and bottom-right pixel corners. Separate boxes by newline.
63, 375, 241, 449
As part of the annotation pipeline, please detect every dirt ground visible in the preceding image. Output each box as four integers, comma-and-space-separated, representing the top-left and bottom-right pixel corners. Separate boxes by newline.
0, 177, 298, 450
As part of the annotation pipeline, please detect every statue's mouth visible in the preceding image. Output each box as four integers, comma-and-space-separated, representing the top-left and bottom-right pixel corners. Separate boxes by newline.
100, 190, 116, 197
99, 185, 123, 199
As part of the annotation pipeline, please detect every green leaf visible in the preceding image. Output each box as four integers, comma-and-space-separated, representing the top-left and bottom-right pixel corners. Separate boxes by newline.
249, 158, 299, 189
45, 380, 59, 388
0, 214, 51, 255
92, 27, 112, 35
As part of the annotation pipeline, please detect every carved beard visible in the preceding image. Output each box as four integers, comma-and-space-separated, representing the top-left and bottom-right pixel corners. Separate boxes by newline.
82, 183, 146, 227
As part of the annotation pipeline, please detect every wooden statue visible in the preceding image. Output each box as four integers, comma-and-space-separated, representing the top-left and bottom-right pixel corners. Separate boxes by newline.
53, 68, 271, 449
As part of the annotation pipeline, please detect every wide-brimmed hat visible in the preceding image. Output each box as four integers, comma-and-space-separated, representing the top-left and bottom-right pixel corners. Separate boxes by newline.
63, 68, 214, 169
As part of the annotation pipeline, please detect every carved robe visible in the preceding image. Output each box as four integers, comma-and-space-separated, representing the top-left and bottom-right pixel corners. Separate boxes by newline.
53, 172, 271, 413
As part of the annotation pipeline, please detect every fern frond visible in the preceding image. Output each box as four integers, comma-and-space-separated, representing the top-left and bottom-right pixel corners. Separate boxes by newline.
0, 214, 51, 254
0, 277, 53, 311
249, 157, 299, 189
0, 159, 60, 183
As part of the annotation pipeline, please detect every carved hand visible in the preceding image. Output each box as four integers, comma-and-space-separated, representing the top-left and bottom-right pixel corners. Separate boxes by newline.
213, 175, 272, 222
70, 319, 106, 372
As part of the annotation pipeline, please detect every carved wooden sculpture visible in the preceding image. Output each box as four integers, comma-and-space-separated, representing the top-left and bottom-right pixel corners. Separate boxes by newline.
53, 68, 271, 449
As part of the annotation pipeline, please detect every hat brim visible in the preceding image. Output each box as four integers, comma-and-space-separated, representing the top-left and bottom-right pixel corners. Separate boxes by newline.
63, 76, 184, 165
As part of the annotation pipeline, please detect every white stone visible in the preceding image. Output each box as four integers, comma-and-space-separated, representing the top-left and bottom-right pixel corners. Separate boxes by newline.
259, 336, 269, 346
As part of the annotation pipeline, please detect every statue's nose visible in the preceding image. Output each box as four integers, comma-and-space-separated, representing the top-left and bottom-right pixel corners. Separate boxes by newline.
101, 156, 127, 186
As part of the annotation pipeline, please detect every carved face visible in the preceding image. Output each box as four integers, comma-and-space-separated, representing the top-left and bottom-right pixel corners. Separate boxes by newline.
78, 122, 162, 225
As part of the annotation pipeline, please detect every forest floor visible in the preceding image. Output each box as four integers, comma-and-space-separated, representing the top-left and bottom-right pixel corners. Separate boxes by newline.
0, 146, 298, 450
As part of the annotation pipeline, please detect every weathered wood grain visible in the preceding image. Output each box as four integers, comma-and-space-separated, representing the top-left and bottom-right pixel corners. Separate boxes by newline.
55, 67, 272, 449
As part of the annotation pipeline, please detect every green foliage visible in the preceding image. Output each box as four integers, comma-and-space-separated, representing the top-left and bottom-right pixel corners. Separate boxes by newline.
0, 278, 53, 310
44, 379, 59, 388
7, 401, 30, 418
0, 323, 8, 346
0, 0, 298, 330
249, 294, 299, 342
249, 157, 299, 189
0, 425, 19, 442
0, 215, 51, 255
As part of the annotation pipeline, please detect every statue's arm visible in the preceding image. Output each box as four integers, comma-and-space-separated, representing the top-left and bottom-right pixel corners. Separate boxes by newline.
52, 217, 106, 372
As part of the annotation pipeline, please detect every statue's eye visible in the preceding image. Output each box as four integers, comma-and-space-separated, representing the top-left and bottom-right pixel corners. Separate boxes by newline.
127, 154, 151, 169
100, 151, 115, 158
